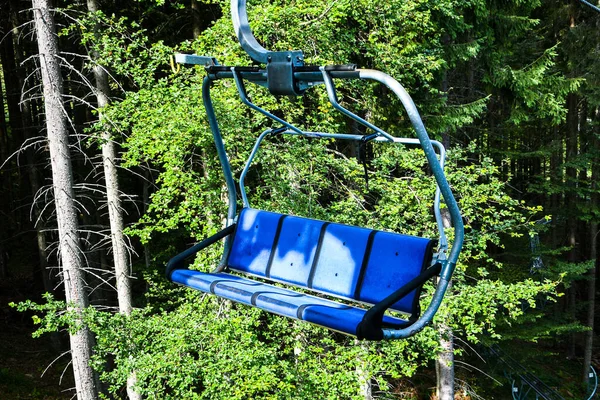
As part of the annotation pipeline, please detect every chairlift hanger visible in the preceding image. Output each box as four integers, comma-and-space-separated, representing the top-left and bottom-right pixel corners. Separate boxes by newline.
167, 0, 464, 340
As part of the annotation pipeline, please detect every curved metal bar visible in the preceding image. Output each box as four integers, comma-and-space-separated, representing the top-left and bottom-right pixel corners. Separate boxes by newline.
430, 141, 448, 256
239, 128, 273, 208
166, 224, 236, 278
579, 0, 600, 13
359, 69, 463, 267
231, 0, 269, 64
354, 69, 463, 340
202, 77, 237, 269
320, 69, 450, 256
239, 125, 448, 255
320, 67, 395, 142
319, 67, 455, 254
207, 69, 358, 83
231, 68, 304, 134
587, 365, 598, 400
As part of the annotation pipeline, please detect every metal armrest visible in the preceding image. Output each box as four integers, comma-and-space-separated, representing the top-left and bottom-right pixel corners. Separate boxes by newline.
165, 224, 236, 278
357, 263, 443, 340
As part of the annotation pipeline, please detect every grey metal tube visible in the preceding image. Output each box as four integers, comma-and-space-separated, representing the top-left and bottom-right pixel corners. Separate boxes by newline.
356, 69, 463, 339
231, 0, 269, 64
202, 77, 237, 271
208, 70, 357, 84
430, 141, 448, 254
588, 366, 598, 400
239, 129, 272, 207
320, 67, 395, 142
359, 69, 463, 271
382, 276, 452, 339
231, 68, 304, 134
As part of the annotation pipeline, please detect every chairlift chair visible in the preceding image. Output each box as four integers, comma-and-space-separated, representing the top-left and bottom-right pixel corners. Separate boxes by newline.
166, 0, 464, 341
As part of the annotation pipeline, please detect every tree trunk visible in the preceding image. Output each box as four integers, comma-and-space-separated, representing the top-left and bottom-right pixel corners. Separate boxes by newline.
550, 126, 563, 248
191, 0, 202, 39
86, 0, 139, 397
143, 169, 152, 274
436, 271, 454, 399
565, 92, 579, 360
436, 320, 454, 400
0, 57, 8, 280
583, 209, 597, 384
436, 69, 454, 398
86, 0, 133, 318
582, 107, 599, 385
32, 1, 98, 398
355, 340, 373, 400
0, 61, 8, 165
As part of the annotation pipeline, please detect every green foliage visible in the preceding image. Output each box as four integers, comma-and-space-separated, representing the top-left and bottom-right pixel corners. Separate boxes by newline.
80, 0, 564, 396
540, 259, 595, 287
443, 278, 556, 341
17, 0, 583, 396
10, 294, 81, 337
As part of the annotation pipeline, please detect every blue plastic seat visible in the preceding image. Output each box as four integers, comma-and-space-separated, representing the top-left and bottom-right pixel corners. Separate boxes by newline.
168, 208, 435, 338
170, 270, 411, 335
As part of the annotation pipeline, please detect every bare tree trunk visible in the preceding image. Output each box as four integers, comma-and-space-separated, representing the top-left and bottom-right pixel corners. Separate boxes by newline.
32, 1, 98, 398
86, 0, 132, 318
436, 208, 454, 400
191, 0, 202, 39
436, 321, 454, 400
86, 0, 139, 397
582, 107, 599, 385
435, 69, 455, 397
0, 61, 7, 164
354, 340, 373, 400
566, 92, 579, 360
550, 126, 563, 248
0, 61, 8, 280
143, 170, 152, 274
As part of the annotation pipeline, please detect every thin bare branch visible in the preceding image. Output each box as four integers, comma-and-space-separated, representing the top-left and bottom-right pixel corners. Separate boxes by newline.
41, 350, 72, 378
0, 136, 47, 169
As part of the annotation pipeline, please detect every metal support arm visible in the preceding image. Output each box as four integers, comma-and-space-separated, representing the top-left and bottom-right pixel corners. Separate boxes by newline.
231, 0, 306, 95
166, 224, 236, 278
231, 0, 270, 64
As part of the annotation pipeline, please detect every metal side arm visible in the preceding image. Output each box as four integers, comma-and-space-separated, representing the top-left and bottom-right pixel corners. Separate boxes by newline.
356, 263, 443, 340
357, 69, 464, 340
165, 224, 236, 279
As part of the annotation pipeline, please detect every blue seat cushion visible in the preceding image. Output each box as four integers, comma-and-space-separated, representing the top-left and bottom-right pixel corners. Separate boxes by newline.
227, 208, 434, 315
170, 269, 411, 336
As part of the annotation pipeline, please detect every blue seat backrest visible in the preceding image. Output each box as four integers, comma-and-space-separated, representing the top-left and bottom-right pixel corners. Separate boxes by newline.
227, 208, 434, 314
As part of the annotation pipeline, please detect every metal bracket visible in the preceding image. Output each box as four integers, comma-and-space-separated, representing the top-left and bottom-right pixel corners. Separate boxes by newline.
175, 54, 220, 66
231, 0, 306, 96
267, 51, 305, 96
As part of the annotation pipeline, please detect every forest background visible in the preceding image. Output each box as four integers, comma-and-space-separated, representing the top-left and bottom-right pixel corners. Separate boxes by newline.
0, 0, 599, 398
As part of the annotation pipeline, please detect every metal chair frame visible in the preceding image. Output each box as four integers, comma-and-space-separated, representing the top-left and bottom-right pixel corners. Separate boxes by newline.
168, 0, 464, 340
